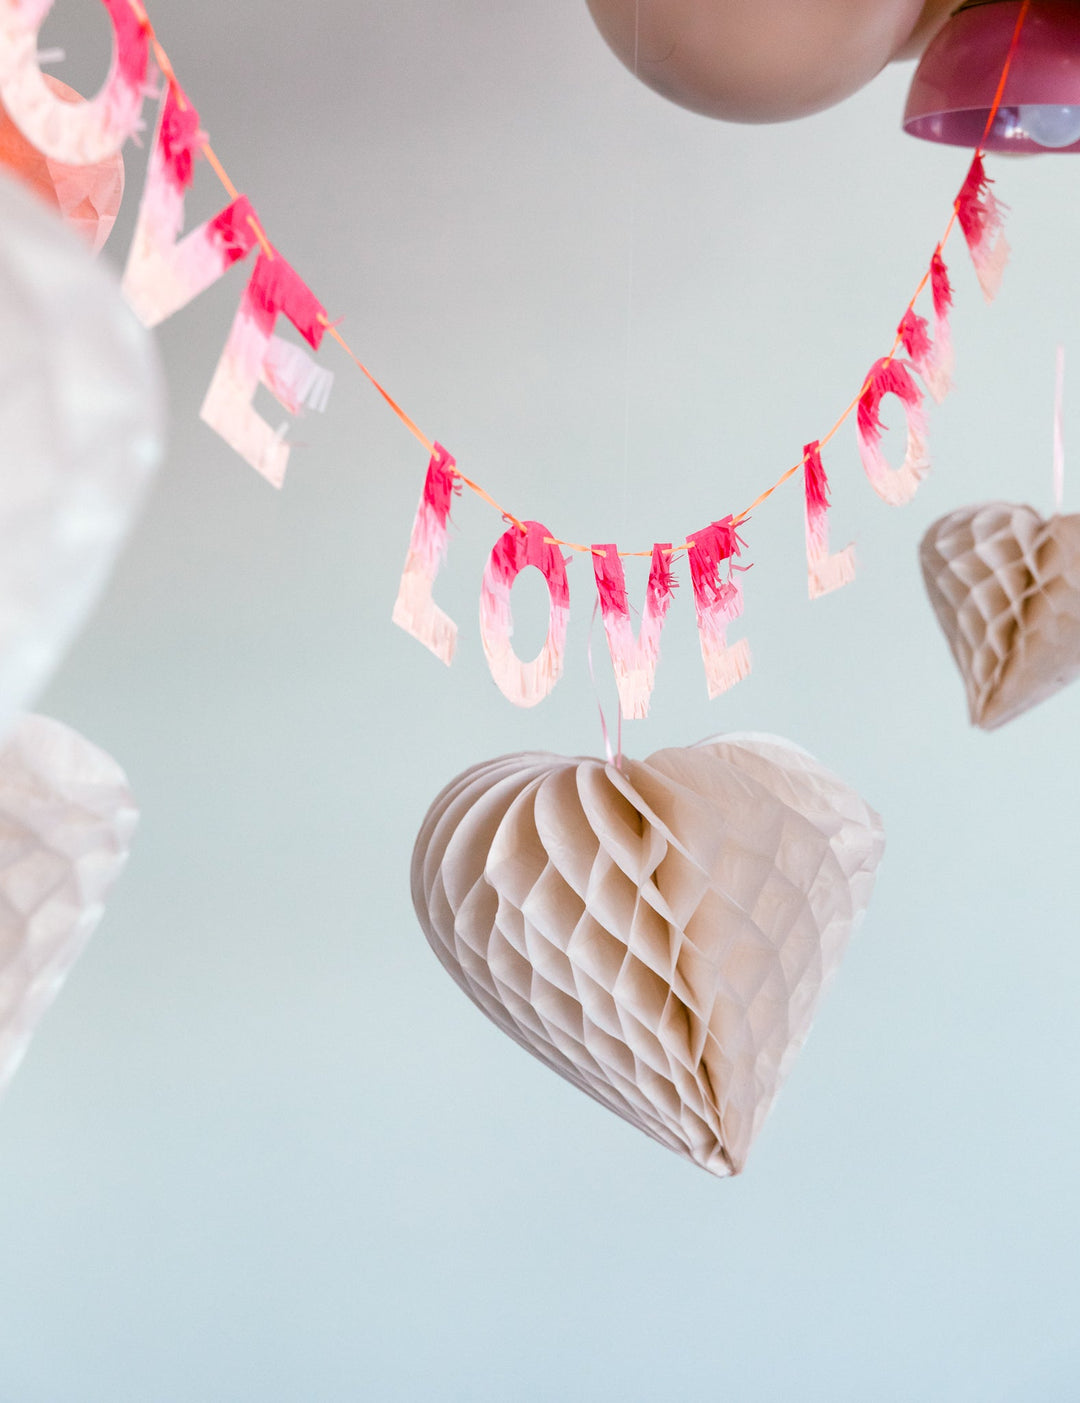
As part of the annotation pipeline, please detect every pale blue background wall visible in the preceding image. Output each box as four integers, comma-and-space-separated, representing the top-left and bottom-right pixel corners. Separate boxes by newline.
1, 2, 1078, 1398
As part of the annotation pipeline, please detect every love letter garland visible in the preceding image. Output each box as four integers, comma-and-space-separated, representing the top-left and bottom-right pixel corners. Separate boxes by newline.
0, 0, 1033, 716
593, 543, 677, 720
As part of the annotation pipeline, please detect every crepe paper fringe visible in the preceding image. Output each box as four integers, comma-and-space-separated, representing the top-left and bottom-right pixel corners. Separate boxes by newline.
199, 250, 330, 489
262, 335, 334, 415
122, 82, 261, 326
898, 246, 956, 408
956, 154, 1009, 304
856, 357, 930, 508
158, 82, 201, 196
245, 251, 326, 346
0, 0, 149, 164
897, 309, 932, 367
686, 518, 751, 699
802, 441, 856, 600
480, 521, 570, 708
393, 444, 462, 665
422, 443, 460, 524
929, 249, 955, 395
916, 248, 956, 404
592, 542, 677, 721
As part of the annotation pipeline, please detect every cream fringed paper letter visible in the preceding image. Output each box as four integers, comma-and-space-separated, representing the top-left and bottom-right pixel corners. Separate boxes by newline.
0, 0, 149, 164
0, 715, 137, 1097
412, 734, 884, 1177
920, 502, 1080, 730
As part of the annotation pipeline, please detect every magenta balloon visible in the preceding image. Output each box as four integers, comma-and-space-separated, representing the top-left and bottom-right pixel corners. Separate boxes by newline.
585, 0, 927, 122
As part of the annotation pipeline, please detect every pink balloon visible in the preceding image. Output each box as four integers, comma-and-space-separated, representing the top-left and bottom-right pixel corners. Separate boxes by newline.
0, 76, 123, 253
585, 0, 928, 122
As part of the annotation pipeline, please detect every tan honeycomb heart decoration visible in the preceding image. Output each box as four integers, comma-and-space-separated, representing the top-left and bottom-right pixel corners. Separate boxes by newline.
412, 734, 884, 1177
920, 503, 1080, 730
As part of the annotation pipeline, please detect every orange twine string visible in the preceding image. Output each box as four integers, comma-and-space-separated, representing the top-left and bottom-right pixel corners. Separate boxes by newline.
980, 0, 1031, 145
124, 0, 1029, 562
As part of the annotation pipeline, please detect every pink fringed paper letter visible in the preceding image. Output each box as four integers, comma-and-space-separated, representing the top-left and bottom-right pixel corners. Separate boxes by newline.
200, 251, 333, 488
803, 442, 855, 600
0, 0, 149, 162
856, 357, 930, 507
393, 443, 461, 665
122, 82, 260, 326
956, 154, 1009, 303
686, 517, 751, 699
480, 521, 569, 708
930, 252, 954, 389
592, 542, 676, 720
898, 253, 953, 405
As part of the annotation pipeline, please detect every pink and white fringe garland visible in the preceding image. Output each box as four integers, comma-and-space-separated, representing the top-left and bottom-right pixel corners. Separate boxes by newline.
1, 0, 1031, 718
122, 81, 260, 326
685, 518, 752, 699
803, 441, 856, 601
393, 444, 462, 666
897, 250, 954, 405
199, 250, 332, 489
856, 357, 931, 508
592, 543, 676, 720
480, 522, 570, 708
956, 155, 1009, 304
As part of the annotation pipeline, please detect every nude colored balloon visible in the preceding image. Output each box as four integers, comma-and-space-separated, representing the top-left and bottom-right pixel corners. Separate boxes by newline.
894, 0, 955, 60
585, 0, 927, 122
0, 76, 123, 252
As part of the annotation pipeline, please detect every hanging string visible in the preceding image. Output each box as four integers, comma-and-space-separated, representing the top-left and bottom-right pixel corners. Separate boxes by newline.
619, 0, 642, 543
1054, 345, 1066, 514
587, 602, 622, 770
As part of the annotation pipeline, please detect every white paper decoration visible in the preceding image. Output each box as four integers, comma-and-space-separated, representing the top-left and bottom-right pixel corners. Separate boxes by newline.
0, 713, 137, 1097
412, 734, 884, 1176
920, 502, 1080, 730
0, 172, 163, 744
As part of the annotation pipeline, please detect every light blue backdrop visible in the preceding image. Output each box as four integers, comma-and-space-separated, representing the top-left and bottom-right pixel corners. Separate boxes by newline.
1, 2, 1078, 1398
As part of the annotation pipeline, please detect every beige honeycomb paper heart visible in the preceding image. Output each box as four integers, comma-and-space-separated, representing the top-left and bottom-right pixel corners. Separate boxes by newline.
0, 713, 137, 1097
412, 734, 884, 1177
920, 503, 1080, 730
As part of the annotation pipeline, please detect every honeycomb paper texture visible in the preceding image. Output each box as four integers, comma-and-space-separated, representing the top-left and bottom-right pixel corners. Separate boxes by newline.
920, 502, 1080, 730
0, 713, 137, 1097
413, 734, 885, 1177
0, 173, 162, 743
